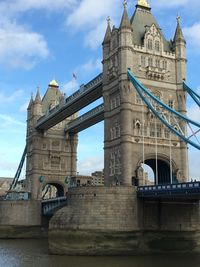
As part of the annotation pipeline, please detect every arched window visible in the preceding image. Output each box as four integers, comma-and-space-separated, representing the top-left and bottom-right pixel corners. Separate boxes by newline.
148, 57, 153, 67
147, 39, 153, 50
155, 59, 160, 68
155, 41, 160, 52
141, 55, 146, 67
163, 60, 167, 70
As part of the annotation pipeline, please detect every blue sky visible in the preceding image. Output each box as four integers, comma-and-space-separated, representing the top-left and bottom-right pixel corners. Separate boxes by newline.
0, 0, 200, 179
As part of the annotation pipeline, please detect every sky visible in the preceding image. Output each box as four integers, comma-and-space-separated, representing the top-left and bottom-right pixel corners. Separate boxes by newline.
0, 0, 200, 180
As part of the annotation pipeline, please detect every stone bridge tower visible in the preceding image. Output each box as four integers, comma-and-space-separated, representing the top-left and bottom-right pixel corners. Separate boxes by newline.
26, 80, 78, 200
103, 0, 188, 186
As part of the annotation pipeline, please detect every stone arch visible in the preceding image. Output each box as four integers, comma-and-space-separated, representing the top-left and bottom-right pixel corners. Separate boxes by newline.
137, 153, 178, 185
42, 181, 66, 199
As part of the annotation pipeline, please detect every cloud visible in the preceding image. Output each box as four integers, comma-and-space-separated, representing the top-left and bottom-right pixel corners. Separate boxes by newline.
0, 20, 49, 69
78, 156, 103, 175
66, 0, 120, 49
0, 89, 23, 104
0, 114, 26, 129
0, 0, 77, 16
183, 23, 200, 50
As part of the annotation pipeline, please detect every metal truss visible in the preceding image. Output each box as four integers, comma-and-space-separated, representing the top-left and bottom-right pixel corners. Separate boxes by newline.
128, 69, 200, 150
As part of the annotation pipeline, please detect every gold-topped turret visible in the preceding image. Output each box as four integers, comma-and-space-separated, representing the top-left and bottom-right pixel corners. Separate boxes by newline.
137, 0, 150, 8
49, 79, 59, 87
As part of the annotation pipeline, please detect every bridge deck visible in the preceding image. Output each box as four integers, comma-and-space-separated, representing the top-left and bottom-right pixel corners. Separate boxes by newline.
137, 182, 200, 199
35, 73, 103, 130
65, 104, 104, 133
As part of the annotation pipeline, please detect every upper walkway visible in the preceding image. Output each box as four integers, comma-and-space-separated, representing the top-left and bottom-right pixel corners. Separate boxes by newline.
65, 103, 104, 134
35, 73, 103, 130
137, 181, 200, 199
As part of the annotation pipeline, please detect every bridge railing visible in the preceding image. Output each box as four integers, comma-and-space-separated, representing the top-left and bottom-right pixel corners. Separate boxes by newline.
42, 196, 67, 216
137, 182, 200, 198
65, 73, 103, 105
65, 103, 104, 132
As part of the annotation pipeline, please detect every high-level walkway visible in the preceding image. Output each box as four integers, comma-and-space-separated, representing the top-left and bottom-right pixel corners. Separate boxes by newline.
35, 73, 103, 130
65, 104, 104, 134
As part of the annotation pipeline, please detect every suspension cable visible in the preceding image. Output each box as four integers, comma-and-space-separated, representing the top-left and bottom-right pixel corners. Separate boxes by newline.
155, 115, 158, 185
142, 103, 145, 181
169, 115, 173, 184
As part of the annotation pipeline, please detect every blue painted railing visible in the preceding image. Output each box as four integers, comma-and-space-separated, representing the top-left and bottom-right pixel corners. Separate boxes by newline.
137, 182, 200, 198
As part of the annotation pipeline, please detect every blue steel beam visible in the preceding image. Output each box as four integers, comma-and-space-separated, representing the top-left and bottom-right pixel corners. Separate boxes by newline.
183, 82, 200, 108
65, 104, 104, 134
127, 69, 200, 150
35, 73, 103, 131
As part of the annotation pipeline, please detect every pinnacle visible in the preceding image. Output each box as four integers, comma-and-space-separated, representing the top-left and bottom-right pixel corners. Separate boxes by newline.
174, 15, 185, 43
103, 16, 112, 44
120, 1, 131, 29
35, 86, 42, 103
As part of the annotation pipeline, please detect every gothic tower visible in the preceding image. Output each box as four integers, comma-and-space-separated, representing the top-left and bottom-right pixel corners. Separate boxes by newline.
26, 81, 78, 200
103, 0, 188, 186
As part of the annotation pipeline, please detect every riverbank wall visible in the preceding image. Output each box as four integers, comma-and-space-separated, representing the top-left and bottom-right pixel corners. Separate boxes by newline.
49, 186, 200, 255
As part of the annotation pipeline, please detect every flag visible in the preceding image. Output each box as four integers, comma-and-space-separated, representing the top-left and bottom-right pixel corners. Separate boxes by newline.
72, 73, 77, 80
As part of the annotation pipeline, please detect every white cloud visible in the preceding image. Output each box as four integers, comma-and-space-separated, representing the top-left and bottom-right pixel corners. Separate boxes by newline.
78, 156, 103, 175
0, 89, 23, 103
66, 0, 120, 49
0, 114, 26, 128
0, 20, 49, 69
0, 0, 77, 16
183, 23, 200, 50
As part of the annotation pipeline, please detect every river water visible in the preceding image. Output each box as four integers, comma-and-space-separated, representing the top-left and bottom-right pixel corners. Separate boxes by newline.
0, 239, 199, 267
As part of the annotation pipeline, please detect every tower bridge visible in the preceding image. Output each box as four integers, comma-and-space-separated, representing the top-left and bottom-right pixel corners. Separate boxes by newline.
1, 0, 200, 255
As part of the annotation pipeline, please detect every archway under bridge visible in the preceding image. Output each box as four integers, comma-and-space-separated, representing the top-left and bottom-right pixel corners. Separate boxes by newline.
42, 182, 65, 199
136, 155, 178, 185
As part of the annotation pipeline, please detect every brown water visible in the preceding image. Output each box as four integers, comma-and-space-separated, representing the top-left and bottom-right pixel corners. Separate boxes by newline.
0, 239, 199, 267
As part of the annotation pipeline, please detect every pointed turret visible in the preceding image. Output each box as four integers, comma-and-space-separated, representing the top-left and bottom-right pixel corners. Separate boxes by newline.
27, 92, 34, 110
35, 86, 41, 103
103, 16, 111, 44
174, 16, 186, 43
173, 16, 187, 84
120, 1, 131, 29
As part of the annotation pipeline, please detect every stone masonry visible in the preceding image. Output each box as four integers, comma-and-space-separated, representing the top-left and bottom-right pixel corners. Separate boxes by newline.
26, 81, 78, 200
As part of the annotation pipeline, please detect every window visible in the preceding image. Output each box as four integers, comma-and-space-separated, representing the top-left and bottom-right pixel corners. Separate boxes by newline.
155, 41, 160, 52
155, 59, 160, 68
156, 124, 162, 138
147, 39, 153, 50
141, 55, 146, 67
164, 128, 169, 139
150, 123, 155, 137
148, 57, 153, 67
163, 60, 167, 70
168, 100, 174, 108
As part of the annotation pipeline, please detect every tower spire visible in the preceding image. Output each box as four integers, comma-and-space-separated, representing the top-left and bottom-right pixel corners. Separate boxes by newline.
103, 16, 111, 44
35, 85, 41, 103
174, 15, 185, 43
120, 0, 131, 29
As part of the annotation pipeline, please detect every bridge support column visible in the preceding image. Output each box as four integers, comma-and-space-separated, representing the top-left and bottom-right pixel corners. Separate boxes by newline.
120, 83, 133, 186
